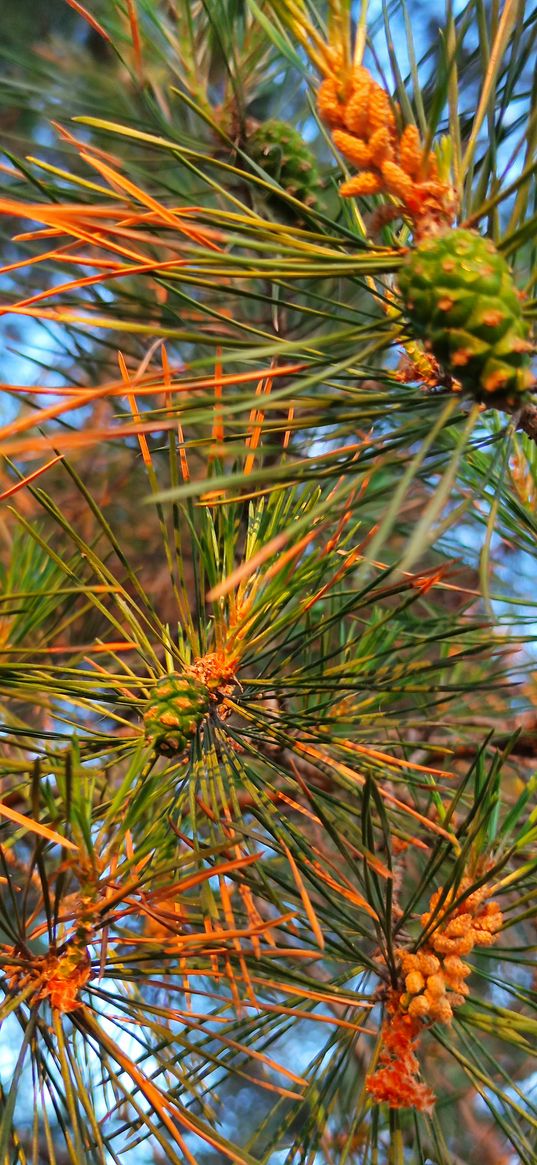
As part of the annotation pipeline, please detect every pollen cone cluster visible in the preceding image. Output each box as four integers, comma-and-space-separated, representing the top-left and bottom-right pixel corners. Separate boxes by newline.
398, 228, 533, 404
399, 878, 503, 1025
143, 672, 210, 756
366, 993, 436, 1113
247, 119, 322, 217
317, 67, 455, 230
6, 945, 92, 1015
367, 878, 502, 1111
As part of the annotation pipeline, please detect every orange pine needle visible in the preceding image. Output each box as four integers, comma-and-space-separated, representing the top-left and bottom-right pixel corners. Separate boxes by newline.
281, 841, 325, 950
0, 456, 64, 498
126, 0, 144, 85
64, 0, 111, 40
339, 738, 454, 781
293, 742, 457, 843
79, 153, 223, 251
304, 859, 379, 919
0, 420, 177, 460
118, 352, 152, 469
0, 803, 78, 851
17, 640, 138, 655
283, 405, 294, 449
211, 351, 225, 444
243, 371, 274, 475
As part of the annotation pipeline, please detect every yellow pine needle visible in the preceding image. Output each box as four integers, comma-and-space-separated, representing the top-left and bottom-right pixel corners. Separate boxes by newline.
25, 156, 114, 198
82, 656, 141, 702
207, 524, 323, 603
272, 0, 333, 75
162, 345, 191, 483
51, 118, 125, 166
327, 0, 352, 72
462, 0, 521, 176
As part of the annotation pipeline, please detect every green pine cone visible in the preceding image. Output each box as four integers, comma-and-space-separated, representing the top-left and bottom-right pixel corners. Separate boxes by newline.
398, 228, 533, 404
247, 119, 322, 216
143, 673, 210, 756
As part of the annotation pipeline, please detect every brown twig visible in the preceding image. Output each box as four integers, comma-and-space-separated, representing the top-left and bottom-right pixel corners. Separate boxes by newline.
517, 402, 537, 442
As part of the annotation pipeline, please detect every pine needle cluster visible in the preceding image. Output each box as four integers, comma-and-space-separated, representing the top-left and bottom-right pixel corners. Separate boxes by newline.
0, 2, 536, 1163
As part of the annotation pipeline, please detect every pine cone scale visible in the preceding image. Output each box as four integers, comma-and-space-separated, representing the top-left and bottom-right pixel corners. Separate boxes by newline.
143, 673, 210, 756
398, 228, 533, 402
